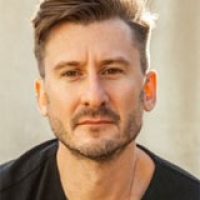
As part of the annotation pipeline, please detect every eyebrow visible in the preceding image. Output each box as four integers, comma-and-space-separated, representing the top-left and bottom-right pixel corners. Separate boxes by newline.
54, 61, 83, 71
53, 56, 130, 71
99, 57, 130, 67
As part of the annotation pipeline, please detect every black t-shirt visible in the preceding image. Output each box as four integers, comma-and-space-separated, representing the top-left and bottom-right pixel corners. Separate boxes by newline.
0, 139, 199, 200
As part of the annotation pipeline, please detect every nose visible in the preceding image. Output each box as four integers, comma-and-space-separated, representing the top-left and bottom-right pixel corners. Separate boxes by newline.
80, 75, 109, 108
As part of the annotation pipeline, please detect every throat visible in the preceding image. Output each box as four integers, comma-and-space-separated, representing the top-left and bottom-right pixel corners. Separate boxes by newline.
56, 141, 155, 200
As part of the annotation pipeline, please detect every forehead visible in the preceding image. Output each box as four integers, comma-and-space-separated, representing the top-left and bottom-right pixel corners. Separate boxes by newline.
44, 18, 140, 68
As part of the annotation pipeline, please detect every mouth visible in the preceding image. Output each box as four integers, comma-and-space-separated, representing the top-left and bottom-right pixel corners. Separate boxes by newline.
77, 119, 115, 126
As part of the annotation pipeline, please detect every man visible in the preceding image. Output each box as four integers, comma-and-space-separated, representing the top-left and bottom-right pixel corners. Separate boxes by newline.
0, 0, 199, 199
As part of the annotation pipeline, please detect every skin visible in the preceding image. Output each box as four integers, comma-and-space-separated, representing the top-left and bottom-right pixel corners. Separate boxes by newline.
35, 18, 157, 200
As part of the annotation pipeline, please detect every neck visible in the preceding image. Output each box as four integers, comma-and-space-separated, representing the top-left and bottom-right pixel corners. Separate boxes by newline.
56, 141, 154, 200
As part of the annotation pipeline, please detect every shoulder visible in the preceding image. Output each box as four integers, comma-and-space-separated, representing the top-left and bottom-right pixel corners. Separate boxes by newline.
138, 145, 200, 200
0, 139, 58, 193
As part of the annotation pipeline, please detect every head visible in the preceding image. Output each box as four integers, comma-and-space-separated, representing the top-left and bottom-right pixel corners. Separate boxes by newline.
33, 0, 155, 77
33, 0, 157, 161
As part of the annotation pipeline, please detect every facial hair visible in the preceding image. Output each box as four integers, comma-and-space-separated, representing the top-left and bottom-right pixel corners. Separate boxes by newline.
48, 92, 144, 161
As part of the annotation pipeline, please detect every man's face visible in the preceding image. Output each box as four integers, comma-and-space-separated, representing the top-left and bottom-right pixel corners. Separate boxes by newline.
36, 18, 156, 160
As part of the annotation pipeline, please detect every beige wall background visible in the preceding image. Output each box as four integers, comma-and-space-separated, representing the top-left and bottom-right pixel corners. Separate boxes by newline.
0, 0, 199, 178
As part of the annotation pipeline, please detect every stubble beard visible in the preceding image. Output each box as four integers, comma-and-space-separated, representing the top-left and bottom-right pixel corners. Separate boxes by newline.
47, 93, 144, 161
49, 114, 142, 161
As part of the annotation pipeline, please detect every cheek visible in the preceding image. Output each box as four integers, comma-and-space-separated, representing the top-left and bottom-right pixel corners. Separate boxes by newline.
108, 80, 142, 111
46, 83, 79, 120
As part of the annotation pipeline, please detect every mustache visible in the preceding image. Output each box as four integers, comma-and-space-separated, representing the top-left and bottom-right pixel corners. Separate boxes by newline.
71, 107, 120, 129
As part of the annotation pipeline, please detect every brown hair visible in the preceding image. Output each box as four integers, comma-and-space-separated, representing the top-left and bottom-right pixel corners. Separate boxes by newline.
32, 0, 154, 77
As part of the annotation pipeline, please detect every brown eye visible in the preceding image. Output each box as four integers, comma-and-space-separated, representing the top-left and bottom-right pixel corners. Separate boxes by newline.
63, 70, 80, 77
62, 70, 83, 81
103, 68, 123, 75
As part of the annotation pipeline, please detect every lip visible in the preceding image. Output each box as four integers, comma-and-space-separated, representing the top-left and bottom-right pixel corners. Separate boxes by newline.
77, 119, 114, 126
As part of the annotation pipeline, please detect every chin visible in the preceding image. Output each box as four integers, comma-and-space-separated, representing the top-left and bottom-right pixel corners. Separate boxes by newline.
74, 124, 119, 139
62, 133, 133, 161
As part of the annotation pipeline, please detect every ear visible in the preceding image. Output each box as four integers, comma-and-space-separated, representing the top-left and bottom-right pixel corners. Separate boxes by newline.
143, 71, 157, 112
34, 79, 49, 116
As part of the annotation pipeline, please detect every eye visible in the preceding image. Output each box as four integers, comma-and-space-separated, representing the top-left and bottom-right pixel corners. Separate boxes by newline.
103, 67, 124, 75
61, 70, 82, 80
